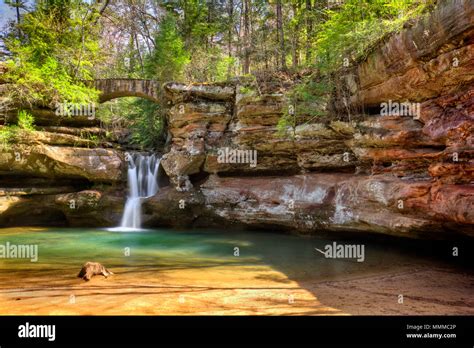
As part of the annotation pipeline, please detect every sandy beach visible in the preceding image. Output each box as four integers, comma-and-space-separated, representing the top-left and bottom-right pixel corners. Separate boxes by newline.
0, 262, 472, 315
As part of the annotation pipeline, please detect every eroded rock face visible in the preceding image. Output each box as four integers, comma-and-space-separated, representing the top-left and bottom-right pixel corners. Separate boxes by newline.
2, 127, 110, 148
142, 174, 472, 238
0, 125, 126, 225
3, 108, 102, 127
153, 0, 473, 239
0, 127, 126, 226
163, 82, 235, 103
0, 187, 124, 227
334, 0, 474, 110
0, 144, 123, 182
0, 67, 127, 227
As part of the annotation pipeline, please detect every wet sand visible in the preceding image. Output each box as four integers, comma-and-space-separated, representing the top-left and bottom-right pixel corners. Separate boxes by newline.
0, 264, 472, 315
302, 266, 474, 315
0, 265, 341, 315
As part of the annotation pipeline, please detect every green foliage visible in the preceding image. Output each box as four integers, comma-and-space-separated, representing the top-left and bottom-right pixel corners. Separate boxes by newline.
277, 0, 435, 131
314, 0, 435, 74
239, 86, 254, 95
184, 47, 238, 82
0, 109, 35, 149
127, 99, 166, 149
146, 14, 190, 82
79, 131, 99, 148
213, 56, 237, 82
278, 77, 332, 137
96, 98, 166, 150
3, 0, 101, 106
162, 0, 221, 45
17, 109, 35, 131
0, 126, 15, 150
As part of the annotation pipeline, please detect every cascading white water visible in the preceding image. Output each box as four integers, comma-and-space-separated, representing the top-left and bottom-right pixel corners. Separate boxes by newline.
119, 153, 160, 230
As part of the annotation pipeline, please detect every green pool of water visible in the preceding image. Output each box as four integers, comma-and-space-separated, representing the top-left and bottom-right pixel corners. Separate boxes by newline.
0, 227, 448, 281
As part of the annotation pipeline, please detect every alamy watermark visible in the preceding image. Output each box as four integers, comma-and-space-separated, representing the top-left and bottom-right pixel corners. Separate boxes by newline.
18, 322, 55, 341
55, 102, 96, 120
217, 147, 257, 168
315, 242, 365, 262
380, 100, 420, 119
0, 242, 38, 262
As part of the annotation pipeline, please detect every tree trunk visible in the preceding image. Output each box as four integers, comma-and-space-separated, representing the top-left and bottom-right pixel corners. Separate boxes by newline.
263, 26, 269, 70
206, 0, 214, 51
276, 0, 286, 70
134, 32, 144, 74
226, 0, 235, 78
243, 0, 251, 74
305, 0, 313, 64
228, 0, 234, 58
15, 0, 21, 24
292, 1, 301, 69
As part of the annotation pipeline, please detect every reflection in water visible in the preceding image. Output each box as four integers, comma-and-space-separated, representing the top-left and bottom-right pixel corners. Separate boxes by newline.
0, 227, 441, 281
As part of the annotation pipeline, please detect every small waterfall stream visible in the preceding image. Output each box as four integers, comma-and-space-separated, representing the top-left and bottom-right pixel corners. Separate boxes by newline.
118, 153, 161, 230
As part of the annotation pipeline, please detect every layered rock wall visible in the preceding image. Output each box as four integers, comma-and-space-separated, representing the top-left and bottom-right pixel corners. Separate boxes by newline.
0, 89, 126, 226
150, 0, 473, 239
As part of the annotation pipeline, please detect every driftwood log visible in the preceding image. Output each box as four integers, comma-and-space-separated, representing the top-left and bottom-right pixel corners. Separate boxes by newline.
77, 262, 114, 281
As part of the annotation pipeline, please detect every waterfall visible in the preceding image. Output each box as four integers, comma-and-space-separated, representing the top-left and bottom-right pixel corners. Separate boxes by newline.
118, 153, 160, 230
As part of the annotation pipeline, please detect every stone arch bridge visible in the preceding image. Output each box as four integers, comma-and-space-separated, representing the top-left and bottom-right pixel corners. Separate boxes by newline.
89, 79, 235, 104
89, 79, 160, 103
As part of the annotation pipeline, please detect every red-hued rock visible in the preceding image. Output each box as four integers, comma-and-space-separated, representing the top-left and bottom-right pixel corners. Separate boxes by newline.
153, 0, 473, 239
335, 0, 474, 110
153, 0, 473, 240
142, 174, 473, 238
429, 162, 474, 184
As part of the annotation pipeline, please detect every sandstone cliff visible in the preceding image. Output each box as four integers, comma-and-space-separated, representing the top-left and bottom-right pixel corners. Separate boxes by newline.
0, 95, 126, 226
146, 0, 473, 239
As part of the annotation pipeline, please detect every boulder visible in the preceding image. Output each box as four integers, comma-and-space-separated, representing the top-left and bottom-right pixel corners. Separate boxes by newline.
0, 144, 124, 182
